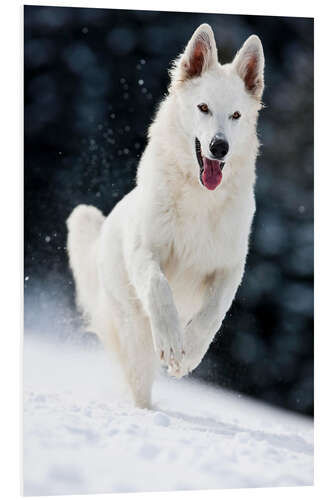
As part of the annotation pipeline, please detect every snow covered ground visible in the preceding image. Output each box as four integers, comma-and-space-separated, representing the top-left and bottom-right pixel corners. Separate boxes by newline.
23, 335, 313, 496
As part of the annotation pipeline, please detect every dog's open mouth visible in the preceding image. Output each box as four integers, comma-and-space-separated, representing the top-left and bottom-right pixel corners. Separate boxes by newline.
195, 138, 224, 191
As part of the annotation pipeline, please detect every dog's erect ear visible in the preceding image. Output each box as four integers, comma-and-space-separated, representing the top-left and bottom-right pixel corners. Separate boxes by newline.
171, 24, 218, 85
233, 35, 265, 100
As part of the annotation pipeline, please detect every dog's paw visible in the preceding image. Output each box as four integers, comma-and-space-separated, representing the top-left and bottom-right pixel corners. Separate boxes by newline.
167, 352, 201, 379
173, 319, 207, 377
166, 349, 187, 378
153, 328, 185, 374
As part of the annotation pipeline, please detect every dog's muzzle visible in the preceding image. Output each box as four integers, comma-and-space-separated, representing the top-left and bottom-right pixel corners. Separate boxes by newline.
195, 137, 224, 190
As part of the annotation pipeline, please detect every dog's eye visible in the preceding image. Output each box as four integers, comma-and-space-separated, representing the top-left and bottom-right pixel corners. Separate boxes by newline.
198, 103, 209, 114
231, 111, 241, 120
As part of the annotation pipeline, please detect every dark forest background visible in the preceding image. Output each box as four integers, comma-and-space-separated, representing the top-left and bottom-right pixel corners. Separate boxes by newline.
24, 6, 314, 415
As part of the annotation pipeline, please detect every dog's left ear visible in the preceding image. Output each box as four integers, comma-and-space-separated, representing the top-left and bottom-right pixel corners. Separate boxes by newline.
233, 35, 265, 101
171, 24, 218, 85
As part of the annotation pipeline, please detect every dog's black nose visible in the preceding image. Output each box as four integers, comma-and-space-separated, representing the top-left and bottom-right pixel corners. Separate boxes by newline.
209, 135, 229, 159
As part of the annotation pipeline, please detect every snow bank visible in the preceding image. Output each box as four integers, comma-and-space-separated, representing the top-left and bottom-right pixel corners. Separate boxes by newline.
23, 336, 313, 496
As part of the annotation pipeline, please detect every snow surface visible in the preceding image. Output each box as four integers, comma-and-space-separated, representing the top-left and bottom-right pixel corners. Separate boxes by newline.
23, 335, 313, 496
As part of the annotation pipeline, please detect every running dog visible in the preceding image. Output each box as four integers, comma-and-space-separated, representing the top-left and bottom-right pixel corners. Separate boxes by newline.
67, 24, 265, 407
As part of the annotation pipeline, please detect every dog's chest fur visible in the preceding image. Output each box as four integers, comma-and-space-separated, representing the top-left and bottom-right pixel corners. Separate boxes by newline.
160, 170, 253, 273
158, 174, 254, 323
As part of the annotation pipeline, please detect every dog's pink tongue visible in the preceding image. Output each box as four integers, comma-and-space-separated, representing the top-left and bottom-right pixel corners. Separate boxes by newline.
202, 157, 222, 190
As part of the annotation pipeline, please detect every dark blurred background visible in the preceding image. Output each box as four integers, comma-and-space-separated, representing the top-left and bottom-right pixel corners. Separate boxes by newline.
24, 6, 314, 415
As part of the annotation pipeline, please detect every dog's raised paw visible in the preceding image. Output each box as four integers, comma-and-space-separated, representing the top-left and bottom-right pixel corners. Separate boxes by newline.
153, 326, 184, 371
167, 360, 189, 379
158, 346, 181, 369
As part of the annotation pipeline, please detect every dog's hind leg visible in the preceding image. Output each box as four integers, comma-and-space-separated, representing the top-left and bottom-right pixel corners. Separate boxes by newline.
118, 311, 157, 409
124, 324, 156, 408
101, 293, 157, 409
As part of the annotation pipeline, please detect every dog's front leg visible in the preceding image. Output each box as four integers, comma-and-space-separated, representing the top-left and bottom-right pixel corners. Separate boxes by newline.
128, 246, 184, 373
173, 264, 244, 377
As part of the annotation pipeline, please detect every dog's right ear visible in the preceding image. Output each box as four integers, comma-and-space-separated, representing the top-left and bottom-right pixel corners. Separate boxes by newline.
170, 24, 218, 86
233, 35, 265, 101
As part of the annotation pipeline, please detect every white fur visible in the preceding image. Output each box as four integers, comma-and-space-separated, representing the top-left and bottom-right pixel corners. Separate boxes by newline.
67, 24, 265, 408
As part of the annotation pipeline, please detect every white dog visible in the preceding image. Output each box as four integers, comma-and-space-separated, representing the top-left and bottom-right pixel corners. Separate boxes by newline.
67, 24, 265, 408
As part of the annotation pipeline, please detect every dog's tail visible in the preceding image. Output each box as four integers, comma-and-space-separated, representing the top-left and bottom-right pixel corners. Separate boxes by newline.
66, 205, 105, 325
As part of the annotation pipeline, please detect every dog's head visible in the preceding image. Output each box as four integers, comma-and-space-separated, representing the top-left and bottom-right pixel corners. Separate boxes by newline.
170, 24, 265, 191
